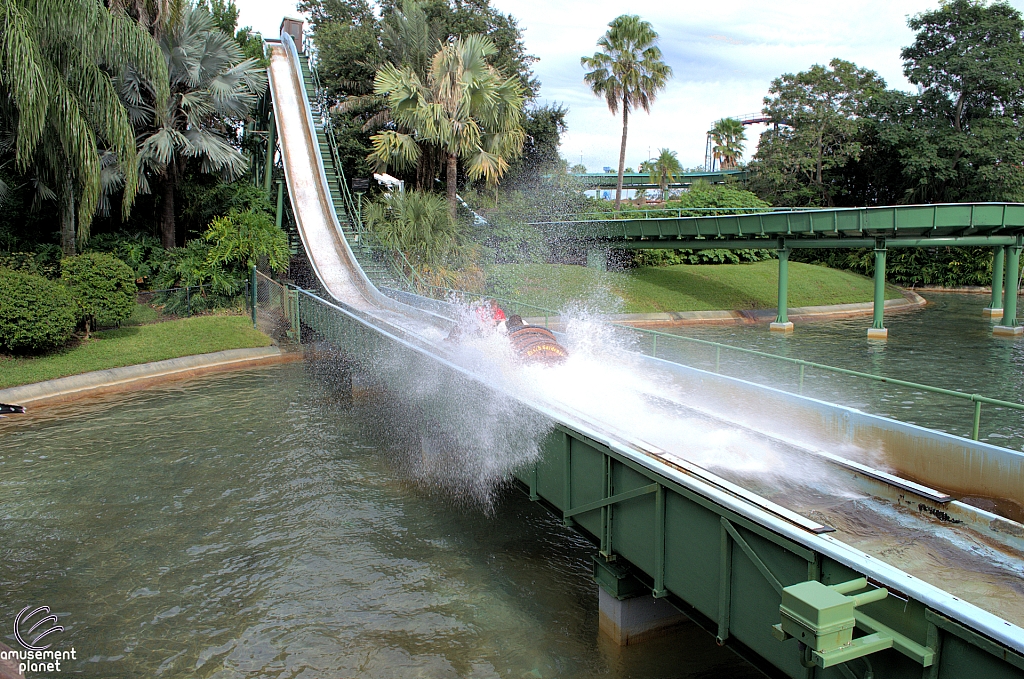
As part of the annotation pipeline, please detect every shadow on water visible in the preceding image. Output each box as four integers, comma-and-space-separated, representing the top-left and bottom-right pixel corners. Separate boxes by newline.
0, 363, 759, 678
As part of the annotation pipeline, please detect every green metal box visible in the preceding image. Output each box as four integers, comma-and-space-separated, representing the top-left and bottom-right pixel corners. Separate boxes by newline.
779, 581, 856, 651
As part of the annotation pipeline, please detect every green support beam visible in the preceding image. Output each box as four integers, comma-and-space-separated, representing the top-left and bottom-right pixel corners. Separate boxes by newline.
275, 179, 285, 229
539, 204, 1024, 249
264, 112, 276, 197
771, 246, 793, 333
869, 242, 888, 340
987, 246, 1005, 318
995, 245, 1022, 336
606, 236, 1022, 251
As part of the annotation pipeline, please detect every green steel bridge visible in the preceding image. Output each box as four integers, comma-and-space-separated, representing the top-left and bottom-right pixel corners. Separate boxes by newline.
532, 205, 1024, 338
570, 169, 749, 190
259, 22, 1024, 679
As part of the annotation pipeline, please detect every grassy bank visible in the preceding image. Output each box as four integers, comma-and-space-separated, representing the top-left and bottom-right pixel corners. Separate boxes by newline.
0, 314, 272, 389
486, 261, 903, 314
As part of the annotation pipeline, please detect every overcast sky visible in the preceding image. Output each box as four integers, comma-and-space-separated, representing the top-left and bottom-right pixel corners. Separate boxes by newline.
238, 0, 1024, 171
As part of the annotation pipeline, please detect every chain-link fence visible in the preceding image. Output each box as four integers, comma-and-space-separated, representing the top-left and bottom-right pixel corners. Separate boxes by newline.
136, 286, 213, 317
253, 270, 302, 343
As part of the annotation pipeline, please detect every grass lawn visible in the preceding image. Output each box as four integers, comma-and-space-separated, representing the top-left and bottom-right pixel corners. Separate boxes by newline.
486, 261, 903, 314
0, 314, 272, 389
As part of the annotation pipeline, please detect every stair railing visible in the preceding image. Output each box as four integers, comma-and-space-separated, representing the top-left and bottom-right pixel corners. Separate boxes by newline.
304, 46, 426, 293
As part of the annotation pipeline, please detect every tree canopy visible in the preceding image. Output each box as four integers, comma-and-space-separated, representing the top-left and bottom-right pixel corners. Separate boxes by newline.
750, 59, 886, 206
368, 34, 526, 214
0, 0, 168, 253
750, 1, 1024, 208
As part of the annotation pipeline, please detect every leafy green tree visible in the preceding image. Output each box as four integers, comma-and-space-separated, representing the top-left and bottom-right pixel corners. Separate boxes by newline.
884, 0, 1024, 202
581, 15, 672, 211
709, 118, 746, 169
131, 2, 267, 249
570, 164, 587, 174
0, 0, 167, 254
302, 0, 538, 185
368, 34, 526, 215
502, 104, 568, 189
750, 58, 886, 206
205, 208, 290, 270
394, 0, 538, 97
648, 148, 682, 199
202, 0, 268, 66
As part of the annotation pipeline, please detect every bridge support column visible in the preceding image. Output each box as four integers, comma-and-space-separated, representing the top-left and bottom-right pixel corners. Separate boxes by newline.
594, 557, 688, 645
598, 587, 689, 646
984, 246, 1004, 318
994, 243, 1023, 336
770, 246, 793, 332
868, 242, 888, 340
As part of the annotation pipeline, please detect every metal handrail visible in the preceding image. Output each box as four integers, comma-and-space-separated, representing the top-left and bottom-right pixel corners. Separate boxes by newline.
303, 49, 422, 292
415, 284, 1023, 441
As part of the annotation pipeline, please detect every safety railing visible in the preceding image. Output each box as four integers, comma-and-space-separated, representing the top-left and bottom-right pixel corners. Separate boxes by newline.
411, 284, 1023, 442
531, 206, 808, 223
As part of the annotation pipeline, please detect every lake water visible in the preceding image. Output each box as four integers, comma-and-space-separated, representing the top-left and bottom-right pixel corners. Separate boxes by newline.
0, 365, 757, 678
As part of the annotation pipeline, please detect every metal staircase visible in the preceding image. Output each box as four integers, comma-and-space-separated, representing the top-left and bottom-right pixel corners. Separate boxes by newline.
295, 53, 408, 291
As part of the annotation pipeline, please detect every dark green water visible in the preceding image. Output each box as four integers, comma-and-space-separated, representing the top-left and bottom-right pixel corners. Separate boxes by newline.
0, 365, 757, 678
654, 293, 1024, 448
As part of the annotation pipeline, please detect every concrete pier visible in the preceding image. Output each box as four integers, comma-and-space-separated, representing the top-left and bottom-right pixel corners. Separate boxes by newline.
598, 588, 690, 645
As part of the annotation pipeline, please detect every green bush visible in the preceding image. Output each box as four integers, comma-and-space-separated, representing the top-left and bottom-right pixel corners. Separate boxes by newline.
86, 232, 167, 287
633, 248, 776, 266
0, 267, 78, 353
791, 247, 993, 287
152, 241, 241, 315
205, 208, 290, 270
61, 253, 138, 333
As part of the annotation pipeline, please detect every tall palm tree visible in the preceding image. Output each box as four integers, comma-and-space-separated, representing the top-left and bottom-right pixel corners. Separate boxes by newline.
0, 0, 167, 254
132, 2, 267, 248
368, 34, 525, 216
648, 147, 681, 200
581, 15, 671, 211
332, 0, 444, 189
710, 118, 746, 170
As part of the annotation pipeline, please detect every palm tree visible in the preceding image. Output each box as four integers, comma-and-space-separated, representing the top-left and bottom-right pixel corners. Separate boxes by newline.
132, 2, 267, 248
581, 15, 671, 211
368, 34, 526, 216
710, 118, 746, 170
648, 148, 681, 200
332, 0, 444, 189
0, 0, 167, 254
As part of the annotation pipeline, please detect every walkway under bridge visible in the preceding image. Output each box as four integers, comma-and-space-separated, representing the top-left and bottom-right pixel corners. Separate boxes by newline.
532, 205, 1024, 338
263, 22, 1024, 679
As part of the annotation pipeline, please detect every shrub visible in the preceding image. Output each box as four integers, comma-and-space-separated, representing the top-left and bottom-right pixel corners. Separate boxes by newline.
86, 232, 167, 287
61, 253, 137, 334
152, 241, 241, 315
205, 209, 290, 270
633, 248, 776, 267
0, 268, 78, 353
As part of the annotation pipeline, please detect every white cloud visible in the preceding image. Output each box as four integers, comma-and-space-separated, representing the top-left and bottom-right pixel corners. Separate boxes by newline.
236, 0, 1024, 170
